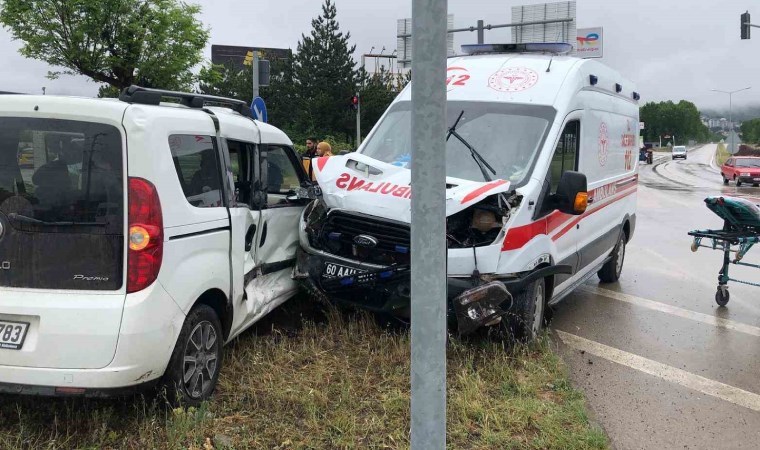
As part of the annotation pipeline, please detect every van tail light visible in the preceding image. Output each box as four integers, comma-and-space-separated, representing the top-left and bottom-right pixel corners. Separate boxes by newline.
127, 177, 163, 293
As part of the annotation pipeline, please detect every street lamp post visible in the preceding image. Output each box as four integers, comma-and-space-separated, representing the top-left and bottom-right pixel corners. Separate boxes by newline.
712, 87, 751, 154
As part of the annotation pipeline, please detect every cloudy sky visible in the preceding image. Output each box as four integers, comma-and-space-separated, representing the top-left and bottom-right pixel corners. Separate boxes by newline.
0, 0, 757, 113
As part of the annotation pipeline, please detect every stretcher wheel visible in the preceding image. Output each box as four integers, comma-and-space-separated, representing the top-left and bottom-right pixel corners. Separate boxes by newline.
690, 242, 699, 252
715, 288, 730, 307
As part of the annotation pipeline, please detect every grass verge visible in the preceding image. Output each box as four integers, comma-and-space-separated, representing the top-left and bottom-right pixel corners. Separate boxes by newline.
0, 296, 607, 449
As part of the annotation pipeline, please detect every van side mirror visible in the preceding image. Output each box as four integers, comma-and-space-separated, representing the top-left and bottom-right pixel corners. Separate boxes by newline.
553, 171, 588, 215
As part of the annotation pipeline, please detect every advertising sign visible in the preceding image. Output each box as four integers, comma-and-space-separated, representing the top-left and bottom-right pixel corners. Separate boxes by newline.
575, 27, 603, 58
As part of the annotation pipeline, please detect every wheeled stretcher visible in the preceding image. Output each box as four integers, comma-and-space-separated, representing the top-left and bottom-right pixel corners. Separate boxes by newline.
688, 196, 760, 306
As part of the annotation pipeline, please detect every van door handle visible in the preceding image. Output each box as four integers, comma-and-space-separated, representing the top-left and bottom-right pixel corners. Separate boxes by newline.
244, 225, 257, 252
259, 221, 268, 248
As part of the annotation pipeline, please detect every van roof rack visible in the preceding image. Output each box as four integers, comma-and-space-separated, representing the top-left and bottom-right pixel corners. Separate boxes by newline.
119, 85, 251, 117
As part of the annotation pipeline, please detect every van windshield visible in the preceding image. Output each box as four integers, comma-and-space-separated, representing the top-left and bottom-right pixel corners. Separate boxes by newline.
359, 101, 555, 185
0, 118, 123, 229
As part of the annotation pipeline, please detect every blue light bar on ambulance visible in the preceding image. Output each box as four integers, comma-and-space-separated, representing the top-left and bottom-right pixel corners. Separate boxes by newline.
461, 42, 572, 55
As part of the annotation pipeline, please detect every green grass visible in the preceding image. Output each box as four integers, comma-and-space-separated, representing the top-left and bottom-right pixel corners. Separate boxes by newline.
716, 143, 731, 166
0, 297, 608, 449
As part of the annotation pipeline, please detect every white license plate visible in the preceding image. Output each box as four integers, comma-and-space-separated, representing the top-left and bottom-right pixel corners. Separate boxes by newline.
0, 320, 29, 350
322, 262, 366, 279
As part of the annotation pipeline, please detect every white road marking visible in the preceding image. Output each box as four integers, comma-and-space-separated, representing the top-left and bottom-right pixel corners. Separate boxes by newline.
579, 285, 760, 337
557, 330, 760, 412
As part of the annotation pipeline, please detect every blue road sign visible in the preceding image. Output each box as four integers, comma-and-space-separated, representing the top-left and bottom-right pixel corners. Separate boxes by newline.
251, 96, 267, 122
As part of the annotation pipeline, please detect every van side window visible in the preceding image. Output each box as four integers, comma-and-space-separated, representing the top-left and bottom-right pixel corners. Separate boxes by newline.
266, 146, 302, 198
226, 139, 251, 205
169, 134, 223, 208
549, 121, 580, 193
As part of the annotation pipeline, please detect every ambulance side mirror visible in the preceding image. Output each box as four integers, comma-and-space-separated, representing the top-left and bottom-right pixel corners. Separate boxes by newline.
554, 171, 588, 216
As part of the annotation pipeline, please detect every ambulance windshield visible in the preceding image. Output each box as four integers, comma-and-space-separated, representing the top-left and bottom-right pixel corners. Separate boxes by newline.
360, 101, 555, 185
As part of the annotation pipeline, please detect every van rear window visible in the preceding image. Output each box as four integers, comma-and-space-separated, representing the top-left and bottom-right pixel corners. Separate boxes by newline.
0, 118, 123, 231
0, 118, 124, 290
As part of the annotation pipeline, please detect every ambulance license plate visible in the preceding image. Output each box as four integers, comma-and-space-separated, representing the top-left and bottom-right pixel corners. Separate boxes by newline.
0, 320, 29, 350
322, 262, 366, 279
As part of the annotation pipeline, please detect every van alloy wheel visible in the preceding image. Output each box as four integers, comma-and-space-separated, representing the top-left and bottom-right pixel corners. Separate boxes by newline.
161, 304, 223, 406
183, 321, 219, 399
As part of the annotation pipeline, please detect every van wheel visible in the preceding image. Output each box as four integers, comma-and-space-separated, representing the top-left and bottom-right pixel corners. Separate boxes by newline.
162, 304, 223, 407
598, 233, 626, 283
502, 278, 546, 343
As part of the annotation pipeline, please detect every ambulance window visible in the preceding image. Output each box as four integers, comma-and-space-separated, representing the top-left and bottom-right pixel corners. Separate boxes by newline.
169, 134, 223, 208
550, 121, 580, 193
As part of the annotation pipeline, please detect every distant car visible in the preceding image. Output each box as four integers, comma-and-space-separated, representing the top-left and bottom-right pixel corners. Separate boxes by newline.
721, 156, 760, 187
672, 145, 687, 160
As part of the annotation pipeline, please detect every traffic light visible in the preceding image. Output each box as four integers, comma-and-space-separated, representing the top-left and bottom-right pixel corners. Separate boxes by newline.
350, 94, 359, 111
742, 11, 751, 39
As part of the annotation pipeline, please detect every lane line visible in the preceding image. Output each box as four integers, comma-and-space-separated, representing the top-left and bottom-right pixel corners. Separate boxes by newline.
579, 285, 760, 337
557, 330, 760, 412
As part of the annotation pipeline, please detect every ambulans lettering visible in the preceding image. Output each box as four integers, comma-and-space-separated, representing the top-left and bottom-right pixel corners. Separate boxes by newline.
593, 183, 617, 202
334, 173, 413, 198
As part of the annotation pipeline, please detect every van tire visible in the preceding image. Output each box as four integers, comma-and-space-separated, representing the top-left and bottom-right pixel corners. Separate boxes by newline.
504, 277, 546, 342
598, 232, 626, 283
161, 304, 223, 407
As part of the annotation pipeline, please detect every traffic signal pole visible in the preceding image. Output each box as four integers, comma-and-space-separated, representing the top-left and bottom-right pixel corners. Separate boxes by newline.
356, 93, 361, 147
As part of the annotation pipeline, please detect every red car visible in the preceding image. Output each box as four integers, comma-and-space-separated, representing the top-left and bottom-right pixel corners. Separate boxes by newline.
721, 156, 760, 187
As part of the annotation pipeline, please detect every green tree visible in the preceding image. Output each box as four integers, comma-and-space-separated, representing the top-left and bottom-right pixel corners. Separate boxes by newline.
198, 62, 252, 101
640, 100, 710, 145
358, 67, 407, 137
293, 0, 358, 141
741, 118, 760, 144
0, 0, 209, 92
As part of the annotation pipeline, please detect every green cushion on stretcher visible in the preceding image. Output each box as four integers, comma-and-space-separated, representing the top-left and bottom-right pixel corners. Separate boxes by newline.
705, 196, 760, 230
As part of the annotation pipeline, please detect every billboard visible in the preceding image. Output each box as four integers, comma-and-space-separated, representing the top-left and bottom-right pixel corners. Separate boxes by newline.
575, 27, 603, 58
396, 15, 455, 69
211, 45, 291, 71
511, 1, 576, 47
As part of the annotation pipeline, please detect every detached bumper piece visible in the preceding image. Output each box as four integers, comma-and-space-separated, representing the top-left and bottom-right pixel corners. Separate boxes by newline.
453, 281, 513, 335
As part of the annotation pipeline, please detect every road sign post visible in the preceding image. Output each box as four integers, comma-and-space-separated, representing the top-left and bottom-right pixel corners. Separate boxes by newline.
410, 0, 448, 448
252, 51, 260, 100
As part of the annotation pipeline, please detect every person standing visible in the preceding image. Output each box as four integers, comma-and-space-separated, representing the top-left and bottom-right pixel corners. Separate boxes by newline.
303, 137, 319, 179
316, 141, 333, 157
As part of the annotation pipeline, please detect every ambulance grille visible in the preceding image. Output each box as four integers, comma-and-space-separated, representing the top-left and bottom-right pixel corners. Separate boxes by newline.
320, 211, 410, 266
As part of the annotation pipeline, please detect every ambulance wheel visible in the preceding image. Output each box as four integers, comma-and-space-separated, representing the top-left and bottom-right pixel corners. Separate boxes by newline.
505, 277, 546, 342
715, 288, 730, 307
162, 304, 223, 407
599, 233, 626, 283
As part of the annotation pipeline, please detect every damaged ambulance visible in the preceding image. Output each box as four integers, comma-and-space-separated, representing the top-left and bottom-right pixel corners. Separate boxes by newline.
294, 43, 639, 340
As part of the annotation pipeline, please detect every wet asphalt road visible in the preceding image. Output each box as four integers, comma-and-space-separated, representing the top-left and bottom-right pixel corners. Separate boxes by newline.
551, 145, 760, 450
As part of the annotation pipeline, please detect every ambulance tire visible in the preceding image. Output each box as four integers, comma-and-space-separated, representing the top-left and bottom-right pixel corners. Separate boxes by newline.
598, 232, 626, 283
161, 304, 224, 407
505, 277, 546, 343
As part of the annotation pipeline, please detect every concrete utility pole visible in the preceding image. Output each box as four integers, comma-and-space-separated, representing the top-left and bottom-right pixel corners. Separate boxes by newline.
712, 87, 751, 154
410, 0, 447, 448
